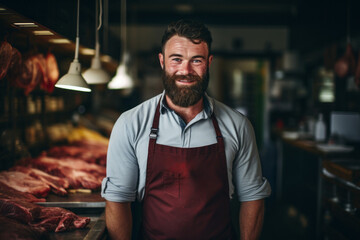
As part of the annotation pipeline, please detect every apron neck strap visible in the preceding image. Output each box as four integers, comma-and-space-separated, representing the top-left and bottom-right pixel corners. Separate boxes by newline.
211, 112, 223, 139
151, 98, 222, 140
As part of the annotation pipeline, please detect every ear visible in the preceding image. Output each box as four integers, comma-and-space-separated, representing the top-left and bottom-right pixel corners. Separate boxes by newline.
159, 53, 164, 69
208, 54, 213, 67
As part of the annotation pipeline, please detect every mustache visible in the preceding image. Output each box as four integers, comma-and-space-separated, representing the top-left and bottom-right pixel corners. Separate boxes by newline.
171, 74, 202, 82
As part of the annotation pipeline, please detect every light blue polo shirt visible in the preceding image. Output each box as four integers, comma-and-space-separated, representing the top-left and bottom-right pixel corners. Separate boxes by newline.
101, 92, 271, 202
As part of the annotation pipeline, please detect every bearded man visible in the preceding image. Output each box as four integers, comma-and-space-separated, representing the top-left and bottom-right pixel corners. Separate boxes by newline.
102, 19, 271, 240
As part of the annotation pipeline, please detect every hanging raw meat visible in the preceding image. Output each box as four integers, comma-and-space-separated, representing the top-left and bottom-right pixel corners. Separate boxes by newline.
0, 41, 13, 80
9, 47, 22, 70
35, 53, 48, 91
43, 52, 59, 93
13, 56, 34, 90
6, 47, 23, 83
25, 56, 43, 95
13, 54, 46, 95
334, 43, 356, 78
355, 51, 360, 88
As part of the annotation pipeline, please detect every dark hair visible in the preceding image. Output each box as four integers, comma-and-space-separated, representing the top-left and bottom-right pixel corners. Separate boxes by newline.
161, 19, 212, 54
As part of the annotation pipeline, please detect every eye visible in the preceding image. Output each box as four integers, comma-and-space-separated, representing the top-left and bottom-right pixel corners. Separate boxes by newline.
171, 58, 182, 63
192, 59, 203, 64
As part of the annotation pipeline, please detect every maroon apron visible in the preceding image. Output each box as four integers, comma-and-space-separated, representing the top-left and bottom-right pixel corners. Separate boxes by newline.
142, 101, 233, 240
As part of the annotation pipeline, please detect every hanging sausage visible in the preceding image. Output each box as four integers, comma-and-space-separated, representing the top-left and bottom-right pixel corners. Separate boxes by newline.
334, 0, 356, 80
334, 43, 356, 78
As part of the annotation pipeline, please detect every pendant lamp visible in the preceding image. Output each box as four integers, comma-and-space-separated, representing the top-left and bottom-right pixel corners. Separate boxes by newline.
55, 0, 91, 92
83, 0, 110, 84
108, 0, 134, 89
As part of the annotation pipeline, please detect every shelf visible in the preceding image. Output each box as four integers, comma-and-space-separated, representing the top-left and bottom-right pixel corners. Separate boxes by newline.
323, 199, 360, 239
0, 3, 118, 73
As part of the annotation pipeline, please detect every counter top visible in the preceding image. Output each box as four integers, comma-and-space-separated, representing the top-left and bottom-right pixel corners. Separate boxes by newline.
35, 192, 106, 240
276, 129, 357, 158
49, 212, 106, 240
36, 191, 105, 208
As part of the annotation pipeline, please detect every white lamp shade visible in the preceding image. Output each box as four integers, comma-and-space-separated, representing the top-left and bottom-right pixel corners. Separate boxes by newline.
83, 57, 111, 84
55, 61, 91, 92
108, 64, 134, 89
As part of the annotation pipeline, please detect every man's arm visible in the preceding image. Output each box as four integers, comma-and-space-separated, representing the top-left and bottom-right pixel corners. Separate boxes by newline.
106, 201, 132, 240
239, 199, 265, 240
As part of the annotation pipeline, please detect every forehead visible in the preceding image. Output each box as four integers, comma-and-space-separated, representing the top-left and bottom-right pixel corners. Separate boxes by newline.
163, 35, 209, 57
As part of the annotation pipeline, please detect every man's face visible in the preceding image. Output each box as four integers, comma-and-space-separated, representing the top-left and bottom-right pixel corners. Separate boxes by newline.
159, 35, 213, 107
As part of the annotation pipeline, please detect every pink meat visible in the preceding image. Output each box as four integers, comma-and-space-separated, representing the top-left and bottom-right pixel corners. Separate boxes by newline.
0, 182, 45, 203
11, 166, 69, 196
0, 198, 40, 224
32, 206, 90, 232
31, 156, 103, 190
35, 155, 105, 178
46, 141, 108, 166
53, 167, 101, 189
47, 145, 98, 164
0, 198, 90, 232
0, 171, 50, 198
0, 216, 47, 240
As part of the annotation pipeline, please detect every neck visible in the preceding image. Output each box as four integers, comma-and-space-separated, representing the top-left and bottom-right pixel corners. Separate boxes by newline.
165, 95, 204, 124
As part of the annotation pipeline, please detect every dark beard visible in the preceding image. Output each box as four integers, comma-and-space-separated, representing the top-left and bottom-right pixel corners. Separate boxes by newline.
162, 68, 209, 107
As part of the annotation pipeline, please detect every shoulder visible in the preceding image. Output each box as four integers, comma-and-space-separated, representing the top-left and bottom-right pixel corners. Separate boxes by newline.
111, 94, 162, 137
116, 94, 161, 124
210, 97, 250, 129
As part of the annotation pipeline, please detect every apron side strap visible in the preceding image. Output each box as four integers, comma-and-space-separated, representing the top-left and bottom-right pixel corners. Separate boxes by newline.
211, 113, 223, 139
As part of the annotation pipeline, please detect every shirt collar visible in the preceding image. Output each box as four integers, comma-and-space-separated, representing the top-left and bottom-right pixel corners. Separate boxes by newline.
159, 90, 214, 117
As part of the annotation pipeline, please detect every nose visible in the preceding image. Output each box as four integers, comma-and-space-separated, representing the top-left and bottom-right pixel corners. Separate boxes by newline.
178, 61, 192, 75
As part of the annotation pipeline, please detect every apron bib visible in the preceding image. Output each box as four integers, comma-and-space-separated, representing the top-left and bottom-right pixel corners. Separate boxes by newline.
142, 100, 233, 240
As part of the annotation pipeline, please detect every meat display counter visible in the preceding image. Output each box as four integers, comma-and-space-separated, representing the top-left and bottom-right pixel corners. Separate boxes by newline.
322, 159, 360, 239
275, 130, 360, 239
37, 191, 105, 208
37, 192, 107, 240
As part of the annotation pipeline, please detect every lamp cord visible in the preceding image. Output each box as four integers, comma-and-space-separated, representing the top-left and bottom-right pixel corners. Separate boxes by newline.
346, 0, 351, 43
95, 0, 101, 58
97, 0, 103, 31
121, 0, 127, 62
75, 0, 80, 60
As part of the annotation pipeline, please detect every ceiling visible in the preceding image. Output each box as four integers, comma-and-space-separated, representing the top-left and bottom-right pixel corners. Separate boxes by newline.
1, 0, 360, 60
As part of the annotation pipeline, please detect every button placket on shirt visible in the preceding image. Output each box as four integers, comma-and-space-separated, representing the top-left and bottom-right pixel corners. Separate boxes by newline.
169, 108, 209, 148
178, 116, 188, 148
182, 111, 208, 148
183, 127, 191, 148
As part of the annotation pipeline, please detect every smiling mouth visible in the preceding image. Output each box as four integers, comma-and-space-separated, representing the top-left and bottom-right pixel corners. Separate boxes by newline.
173, 74, 199, 85
177, 79, 195, 84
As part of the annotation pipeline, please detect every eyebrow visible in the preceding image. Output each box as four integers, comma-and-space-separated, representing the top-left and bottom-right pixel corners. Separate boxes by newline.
169, 54, 183, 58
168, 54, 206, 59
192, 55, 206, 60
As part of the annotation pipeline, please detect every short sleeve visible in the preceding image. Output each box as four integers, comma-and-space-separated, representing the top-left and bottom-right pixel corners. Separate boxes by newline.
233, 118, 271, 201
101, 114, 139, 202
